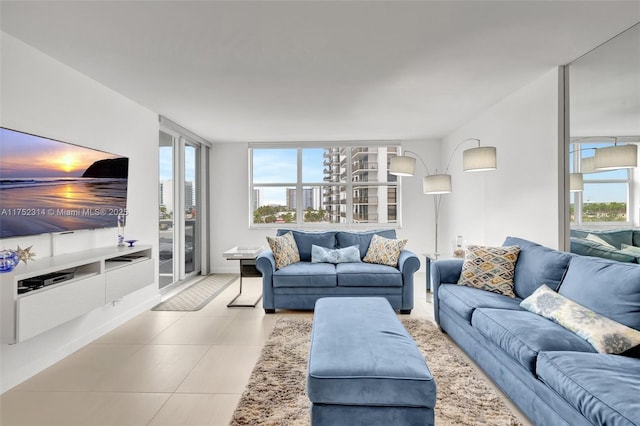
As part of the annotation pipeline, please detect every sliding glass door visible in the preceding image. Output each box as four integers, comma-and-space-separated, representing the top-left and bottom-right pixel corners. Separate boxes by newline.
184, 143, 199, 275
159, 131, 175, 288
158, 130, 204, 289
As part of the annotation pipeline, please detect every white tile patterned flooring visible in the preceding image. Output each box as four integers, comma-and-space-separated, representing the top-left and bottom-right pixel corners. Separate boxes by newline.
0, 273, 530, 425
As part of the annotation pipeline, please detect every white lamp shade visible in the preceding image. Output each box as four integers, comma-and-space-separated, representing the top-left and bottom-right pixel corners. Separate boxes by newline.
423, 174, 452, 194
389, 156, 416, 176
581, 156, 597, 174
463, 146, 497, 171
594, 144, 638, 170
569, 173, 583, 192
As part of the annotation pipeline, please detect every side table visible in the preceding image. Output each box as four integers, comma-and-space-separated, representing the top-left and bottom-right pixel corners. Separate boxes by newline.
422, 253, 437, 294
223, 246, 263, 308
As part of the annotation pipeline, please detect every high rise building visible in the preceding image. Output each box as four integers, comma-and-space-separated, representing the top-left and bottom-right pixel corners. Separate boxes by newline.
322, 146, 398, 223
159, 180, 195, 214
287, 187, 319, 210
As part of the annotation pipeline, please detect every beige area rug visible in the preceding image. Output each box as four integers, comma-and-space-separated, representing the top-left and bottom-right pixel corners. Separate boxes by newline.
231, 316, 523, 426
151, 273, 238, 311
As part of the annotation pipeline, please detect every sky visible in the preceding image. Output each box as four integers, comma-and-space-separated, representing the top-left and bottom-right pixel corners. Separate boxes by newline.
159, 145, 197, 183
252, 148, 326, 205
0, 127, 119, 178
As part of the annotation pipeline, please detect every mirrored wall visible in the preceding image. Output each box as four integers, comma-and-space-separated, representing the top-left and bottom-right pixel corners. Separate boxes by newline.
567, 23, 640, 262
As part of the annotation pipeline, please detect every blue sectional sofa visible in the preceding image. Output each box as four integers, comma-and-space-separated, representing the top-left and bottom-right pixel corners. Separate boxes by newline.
256, 229, 420, 314
570, 228, 640, 263
432, 236, 640, 426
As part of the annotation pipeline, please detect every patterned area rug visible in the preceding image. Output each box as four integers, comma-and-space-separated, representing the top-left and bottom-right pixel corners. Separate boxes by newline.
151, 273, 238, 311
231, 316, 523, 426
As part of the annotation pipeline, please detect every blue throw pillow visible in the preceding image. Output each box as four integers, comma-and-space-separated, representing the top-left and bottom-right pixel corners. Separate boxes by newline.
312, 244, 361, 264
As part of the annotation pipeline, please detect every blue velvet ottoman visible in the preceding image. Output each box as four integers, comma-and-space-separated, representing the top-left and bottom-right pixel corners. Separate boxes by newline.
307, 297, 436, 426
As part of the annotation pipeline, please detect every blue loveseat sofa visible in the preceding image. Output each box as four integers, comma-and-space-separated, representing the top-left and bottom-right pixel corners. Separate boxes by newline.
432, 236, 640, 426
256, 229, 420, 314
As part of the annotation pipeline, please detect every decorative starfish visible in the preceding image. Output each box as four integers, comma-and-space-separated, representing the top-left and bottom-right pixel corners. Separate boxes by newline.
16, 245, 36, 264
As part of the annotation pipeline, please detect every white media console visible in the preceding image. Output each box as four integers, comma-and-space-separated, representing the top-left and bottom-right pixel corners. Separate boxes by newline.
0, 244, 153, 344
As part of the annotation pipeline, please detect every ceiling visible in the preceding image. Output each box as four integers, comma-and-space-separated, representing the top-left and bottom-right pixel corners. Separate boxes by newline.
1, 1, 639, 143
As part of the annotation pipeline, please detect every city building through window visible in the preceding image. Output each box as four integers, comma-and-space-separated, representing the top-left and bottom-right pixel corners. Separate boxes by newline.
250, 144, 400, 227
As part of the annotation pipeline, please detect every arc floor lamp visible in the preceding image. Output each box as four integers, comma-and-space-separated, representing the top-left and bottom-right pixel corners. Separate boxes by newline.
389, 138, 497, 258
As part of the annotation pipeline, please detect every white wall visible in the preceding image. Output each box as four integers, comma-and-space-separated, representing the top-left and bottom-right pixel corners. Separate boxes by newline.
0, 33, 160, 393
440, 68, 564, 250
209, 140, 439, 273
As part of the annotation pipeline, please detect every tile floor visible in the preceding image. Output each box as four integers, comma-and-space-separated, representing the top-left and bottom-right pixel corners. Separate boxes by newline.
0, 273, 530, 426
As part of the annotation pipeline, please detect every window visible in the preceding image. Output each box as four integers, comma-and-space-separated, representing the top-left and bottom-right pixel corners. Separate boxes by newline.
250, 144, 400, 227
570, 141, 633, 225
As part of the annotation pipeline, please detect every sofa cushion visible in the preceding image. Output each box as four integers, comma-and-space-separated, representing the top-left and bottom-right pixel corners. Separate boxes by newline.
335, 229, 396, 259
585, 233, 616, 249
569, 237, 638, 263
537, 351, 640, 426
276, 229, 336, 262
336, 262, 403, 287
312, 244, 361, 264
588, 229, 633, 249
437, 284, 524, 323
521, 285, 640, 354
267, 231, 300, 269
363, 234, 407, 267
471, 308, 596, 373
559, 256, 640, 330
458, 245, 520, 297
273, 262, 336, 288
503, 236, 572, 299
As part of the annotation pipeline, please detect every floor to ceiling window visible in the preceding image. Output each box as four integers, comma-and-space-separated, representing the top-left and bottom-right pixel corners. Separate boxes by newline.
159, 131, 175, 288
159, 122, 210, 290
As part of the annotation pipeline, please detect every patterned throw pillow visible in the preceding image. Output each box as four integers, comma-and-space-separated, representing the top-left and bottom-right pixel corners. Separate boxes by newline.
266, 231, 300, 269
521, 285, 640, 355
457, 245, 520, 297
362, 234, 407, 267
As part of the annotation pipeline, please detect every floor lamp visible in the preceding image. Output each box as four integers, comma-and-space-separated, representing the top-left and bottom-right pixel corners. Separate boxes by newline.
390, 139, 497, 259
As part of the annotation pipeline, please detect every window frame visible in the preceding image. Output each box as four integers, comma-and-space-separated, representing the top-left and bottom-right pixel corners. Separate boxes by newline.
248, 142, 401, 229
570, 142, 634, 227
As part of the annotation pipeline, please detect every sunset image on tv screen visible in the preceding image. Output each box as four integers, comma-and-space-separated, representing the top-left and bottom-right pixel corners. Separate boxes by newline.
0, 127, 129, 238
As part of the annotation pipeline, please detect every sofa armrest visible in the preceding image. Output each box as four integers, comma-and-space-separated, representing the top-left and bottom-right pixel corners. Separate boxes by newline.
397, 250, 420, 312
431, 259, 463, 326
398, 249, 420, 274
431, 259, 463, 285
256, 250, 277, 310
256, 250, 276, 278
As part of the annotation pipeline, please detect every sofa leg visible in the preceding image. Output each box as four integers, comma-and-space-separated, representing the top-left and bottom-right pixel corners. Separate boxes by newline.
400, 309, 411, 315
264, 309, 275, 314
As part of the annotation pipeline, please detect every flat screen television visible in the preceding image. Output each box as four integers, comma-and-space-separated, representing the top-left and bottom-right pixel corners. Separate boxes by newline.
0, 127, 129, 238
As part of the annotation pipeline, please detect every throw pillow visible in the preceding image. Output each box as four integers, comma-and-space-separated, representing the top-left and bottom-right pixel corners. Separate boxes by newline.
457, 245, 520, 297
311, 244, 362, 264
520, 285, 640, 355
621, 243, 640, 255
266, 231, 300, 269
585, 233, 617, 249
362, 234, 407, 267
